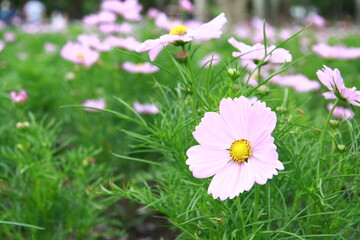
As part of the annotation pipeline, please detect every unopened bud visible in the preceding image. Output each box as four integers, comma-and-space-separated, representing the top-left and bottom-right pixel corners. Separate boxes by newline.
337, 144, 345, 152
330, 120, 340, 128
176, 50, 189, 63
227, 68, 240, 80
275, 106, 287, 113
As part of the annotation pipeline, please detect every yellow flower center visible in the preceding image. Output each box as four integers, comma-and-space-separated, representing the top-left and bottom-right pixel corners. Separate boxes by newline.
229, 139, 252, 163
136, 63, 144, 66
77, 54, 84, 60
169, 25, 188, 36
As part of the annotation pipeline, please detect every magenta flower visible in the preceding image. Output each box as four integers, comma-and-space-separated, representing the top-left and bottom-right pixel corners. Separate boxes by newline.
327, 103, 354, 120
82, 99, 106, 112
228, 37, 292, 64
186, 96, 284, 200
10, 90, 28, 103
61, 42, 99, 67
136, 13, 227, 61
133, 101, 159, 114
123, 62, 159, 74
316, 65, 360, 106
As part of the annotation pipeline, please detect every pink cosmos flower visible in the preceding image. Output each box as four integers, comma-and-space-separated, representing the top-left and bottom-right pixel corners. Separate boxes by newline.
327, 103, 354, 120
44, 42, 57, 53
305, 13, 326, 28
271, 74, 321, 92
102, 0, 142, 21
4, 32, 16, 42
123, 62, 159, 74
316, 65, 360, 106
312, 43, 360, 60
154, 13, 183, 31
0, 41, 4, 52
199, 53, 221, 67
10, 90, 28, 103
0, 20, 5, 30
147, 8, 160, 19
105, 36, 140, 51
136, 13, 227, 61
133, 101, 159, 114
82, 98, 106, 112
61, 42, 99, 67
179, 0, 193, 13
229, 37, 292, 64
186, 96, 284, 200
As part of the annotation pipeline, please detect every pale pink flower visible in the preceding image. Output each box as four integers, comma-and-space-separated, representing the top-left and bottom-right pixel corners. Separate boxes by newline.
44, 42, 57, 53
102, 0, 142, 21
61, 42, 99, 67
251, 17, 276, 43
271, 74, 321, 92
186, 96, 284, 200
234, 23, 251, 39
105, 36, 140, 51
82, 98, 106, 112
316, 65, 360, 106
179, 0, 193, 13
0, 41, 4, 52
327, 103, 354, 120
147, 8, 160, 19
0, 20, 5, 30
133, 101, 159, 114
312, 43, 360, 60
305, 13, 326, 28
123, 62, 159, 74
4, 32, 16, 42
83, 14, 100, 26
10, 90, 28, 103
229, 37, 292, 64
97, 11, 117, 23
136, 13, 227, 61
154, 13, 182, 31
199, 53, 221, 67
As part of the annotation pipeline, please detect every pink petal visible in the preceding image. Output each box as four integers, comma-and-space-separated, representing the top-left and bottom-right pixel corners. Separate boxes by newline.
208, 161, 243, 200
323, 91, 336, 99
186, 145, 230, 178
219, 97, 250, 140
192, 112, 233, 149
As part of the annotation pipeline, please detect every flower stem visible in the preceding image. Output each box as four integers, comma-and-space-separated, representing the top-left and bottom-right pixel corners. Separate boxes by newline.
236, 196, 247, 237
321, 99, 339, 155
253, 184, 259, 232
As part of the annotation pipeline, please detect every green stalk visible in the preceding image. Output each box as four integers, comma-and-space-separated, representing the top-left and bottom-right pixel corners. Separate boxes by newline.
253, 184, 259, 234
321, 99, 339, 155
237, 196, 247, 238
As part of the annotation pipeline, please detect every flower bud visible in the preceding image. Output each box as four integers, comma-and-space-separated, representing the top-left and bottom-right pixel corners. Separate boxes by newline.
227, 68, 240, 80
330, 120, 340, 128
176, 50, 189, 63
337, 144, 345, 152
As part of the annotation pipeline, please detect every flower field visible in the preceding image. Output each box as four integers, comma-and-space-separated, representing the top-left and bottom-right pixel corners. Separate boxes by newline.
0, 0, 359, 239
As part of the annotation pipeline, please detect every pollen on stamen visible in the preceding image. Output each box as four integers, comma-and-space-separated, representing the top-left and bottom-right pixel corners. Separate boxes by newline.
77, 54, 85, 60
169, 25, 188, 36
229, 139, 252, 164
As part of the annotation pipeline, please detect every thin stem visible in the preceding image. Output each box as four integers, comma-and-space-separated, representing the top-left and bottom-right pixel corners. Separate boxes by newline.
253, 184, 259, 233
321, 98, 339, 155
236, 196, 247, 238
